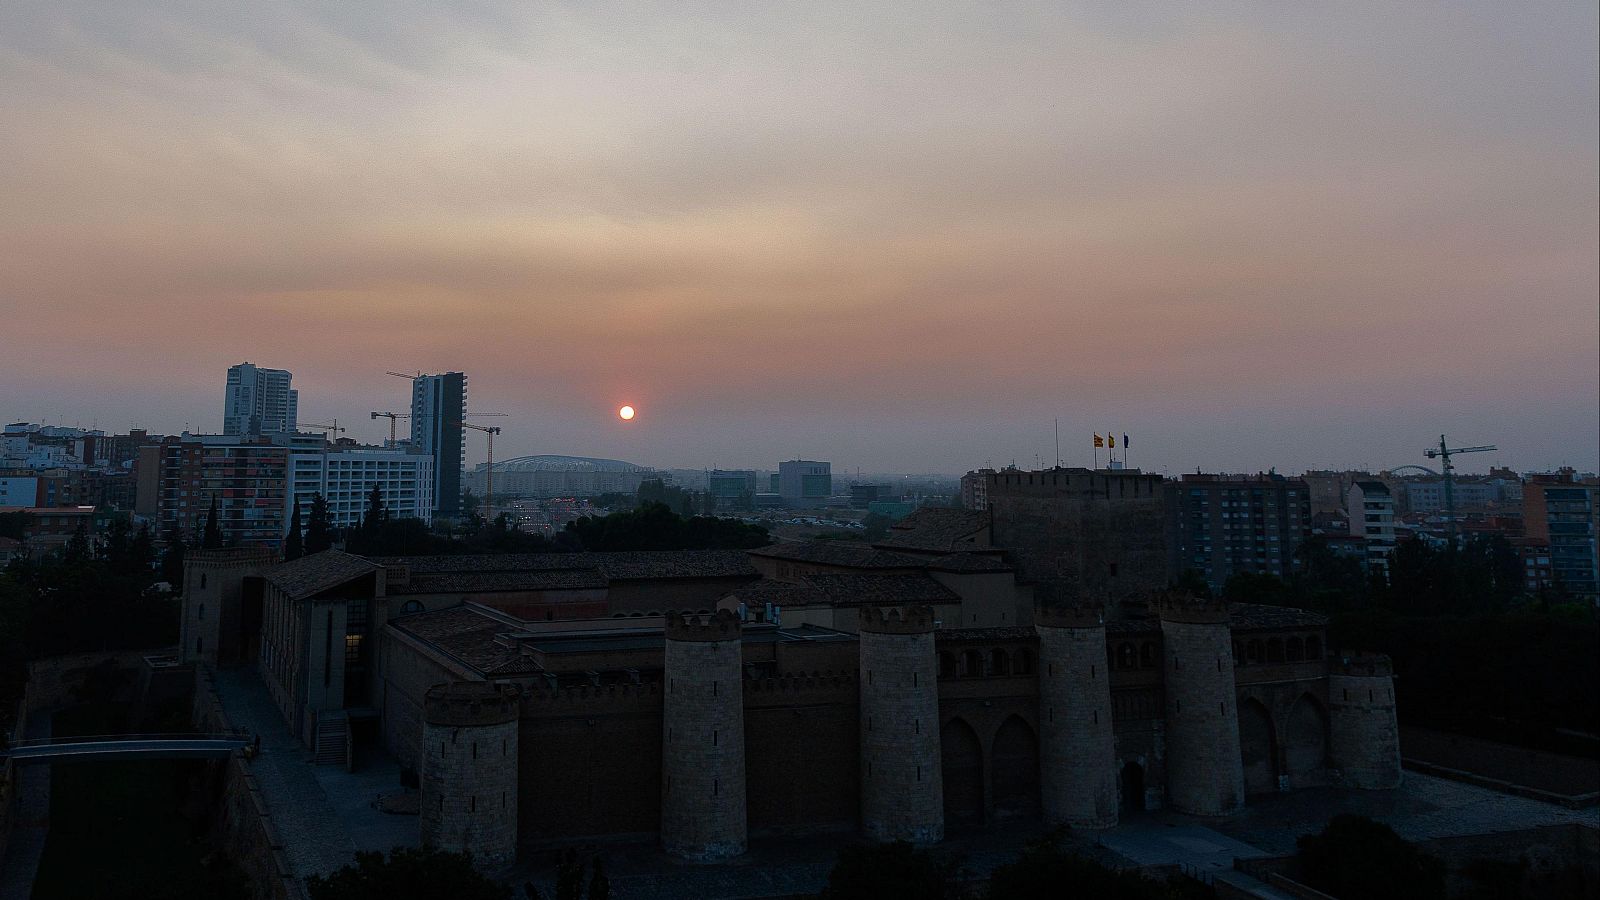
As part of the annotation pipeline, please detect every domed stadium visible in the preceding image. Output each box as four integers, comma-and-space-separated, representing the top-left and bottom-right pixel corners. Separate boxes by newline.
466, 454, 655, 498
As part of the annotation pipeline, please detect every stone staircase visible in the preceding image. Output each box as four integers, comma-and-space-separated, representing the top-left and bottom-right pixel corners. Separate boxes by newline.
313, 711, 348, 768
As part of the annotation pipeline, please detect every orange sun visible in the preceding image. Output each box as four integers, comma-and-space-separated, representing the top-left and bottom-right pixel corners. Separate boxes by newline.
618, 405, 636, 421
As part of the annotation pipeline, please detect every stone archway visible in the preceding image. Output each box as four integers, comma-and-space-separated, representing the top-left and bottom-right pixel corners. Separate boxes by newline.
1285, 694, 1330, 784
990, 716, 1040, 820
1239, 698, 1279, 795
941, 718, 984, 826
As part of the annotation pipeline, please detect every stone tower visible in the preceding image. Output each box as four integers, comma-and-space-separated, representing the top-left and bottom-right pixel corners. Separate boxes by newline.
858, 605, 943, 844
421, 682, 520, 868
661, 609, 747, 861
1035, 601, 1118, 828
1158, 593, 1244, 815
1329, 653, 1402, 789
179, 547, 275, 666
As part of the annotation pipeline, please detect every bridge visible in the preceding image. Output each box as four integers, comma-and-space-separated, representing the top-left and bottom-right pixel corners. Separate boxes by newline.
1, 732, 252, 765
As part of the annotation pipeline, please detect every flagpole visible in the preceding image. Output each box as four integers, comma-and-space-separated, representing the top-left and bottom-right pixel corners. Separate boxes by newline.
1054, 418, 1060, 468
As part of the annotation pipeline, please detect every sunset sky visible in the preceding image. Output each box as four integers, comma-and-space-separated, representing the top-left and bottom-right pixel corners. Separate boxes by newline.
3, 3, 1595, 475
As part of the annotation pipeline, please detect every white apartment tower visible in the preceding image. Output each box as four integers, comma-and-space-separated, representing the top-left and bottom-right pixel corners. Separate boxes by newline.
223, 363, 298, 436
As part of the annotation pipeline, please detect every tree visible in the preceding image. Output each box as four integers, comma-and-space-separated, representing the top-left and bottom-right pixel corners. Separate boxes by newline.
160, 531, 186, 589
1170, 569, 1213, 599
461, 488, 482, 517
305, 493, 334, 554
1297, 815, 1446, 900
860, 512, 891, 542
363, 484, 387, 532
283, 503, 305, 561
984, 832, 1209, 899
202, 494, 223, 549
562, 503, 769, 552
305, 847, 510, 900
820, 842, 962, 900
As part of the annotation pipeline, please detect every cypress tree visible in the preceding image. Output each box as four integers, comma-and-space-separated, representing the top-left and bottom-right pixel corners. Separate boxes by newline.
305, 492, 334, 554
283, 502, 305, 561
364, 483, 386, 532
202, 494, 223, 549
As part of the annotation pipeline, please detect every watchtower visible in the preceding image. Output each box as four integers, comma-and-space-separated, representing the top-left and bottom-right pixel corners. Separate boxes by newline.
1035, 601, 1117, 828
420, 682, 520, 868
1329, 653, 1402, 789
179, 547, 275, 666
858, 605, 943, 844
1157, 592, 1244, 815
661, 609, 747, 861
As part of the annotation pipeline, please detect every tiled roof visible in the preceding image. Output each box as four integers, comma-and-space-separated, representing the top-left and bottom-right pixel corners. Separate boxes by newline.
1228, 602, 1329, 630
874, 507, 988, 552
732, 573, 958, 608
923, 552, 1012, 573
394, 568, 610, 595
370, 550, 756, 581
747, 541, 926, 569
261, 550, 380, 601
391, 605, 521, 675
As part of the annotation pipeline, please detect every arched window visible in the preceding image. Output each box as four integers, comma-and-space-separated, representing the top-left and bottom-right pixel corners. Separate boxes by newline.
1266, 638, 1285, 664
1016, 647, 1035, 676
1305, 635, 1322, 660
1247, 640, 1263, 664
939, 651, 958, 679
1139, 642, 1156, 668
1234, 640, 1247, 665
1117, 643, 1137, 670
1286, 636, 1305, 662
990, 648, 1011, 676
399, 599, 424, 615
962, 649, 984, 677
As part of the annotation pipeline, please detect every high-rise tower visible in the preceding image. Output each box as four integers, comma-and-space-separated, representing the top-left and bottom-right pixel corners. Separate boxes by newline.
411, 372, 466, 517
223, 362, 297, 436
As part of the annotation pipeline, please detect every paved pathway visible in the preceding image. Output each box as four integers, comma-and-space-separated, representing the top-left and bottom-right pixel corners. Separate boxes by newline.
212, 670, 368, 880
0, 713, 52, 900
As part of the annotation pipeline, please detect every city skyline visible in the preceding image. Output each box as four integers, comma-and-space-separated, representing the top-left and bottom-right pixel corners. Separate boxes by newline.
2, 3, 1596, 474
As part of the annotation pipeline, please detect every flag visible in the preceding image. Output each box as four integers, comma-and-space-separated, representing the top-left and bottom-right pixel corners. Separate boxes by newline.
1093, 434, 1104, 448
1123, 433, 1130, 448
1108, 434, 1115, 448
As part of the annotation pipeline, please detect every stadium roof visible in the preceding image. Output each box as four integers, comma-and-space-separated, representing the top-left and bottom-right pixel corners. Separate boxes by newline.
477, 454, 651, 474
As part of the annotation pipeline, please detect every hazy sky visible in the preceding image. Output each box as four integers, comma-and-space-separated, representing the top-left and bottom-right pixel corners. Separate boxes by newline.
3, 3, 1596, 475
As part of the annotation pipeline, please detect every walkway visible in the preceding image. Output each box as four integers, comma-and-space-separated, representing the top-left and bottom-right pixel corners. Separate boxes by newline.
4, 735, 248, 765
0, 713, 52, 900
211, 668, 418, 881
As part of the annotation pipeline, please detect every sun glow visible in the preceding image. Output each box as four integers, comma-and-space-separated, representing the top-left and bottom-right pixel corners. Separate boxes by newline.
618, 405, 635, 420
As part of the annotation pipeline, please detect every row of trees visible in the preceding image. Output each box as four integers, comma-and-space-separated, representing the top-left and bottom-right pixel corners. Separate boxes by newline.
1177, 534, 1600, 751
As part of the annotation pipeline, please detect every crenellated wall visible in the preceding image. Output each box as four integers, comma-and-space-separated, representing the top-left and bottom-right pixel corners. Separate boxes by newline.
420, 682, 520, 868
858, 606, 944, 844
1328, 653, 1402, 789
660, 610, 747, 860
1036, 603, 1118, 828
1158, 595, 1244, 815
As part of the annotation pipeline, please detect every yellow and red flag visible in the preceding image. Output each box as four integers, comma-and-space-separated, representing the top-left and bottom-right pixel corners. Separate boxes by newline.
1093, 433, 1104, 448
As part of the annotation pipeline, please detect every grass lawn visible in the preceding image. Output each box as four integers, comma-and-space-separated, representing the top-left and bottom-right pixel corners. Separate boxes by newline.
31, 704, 247, 900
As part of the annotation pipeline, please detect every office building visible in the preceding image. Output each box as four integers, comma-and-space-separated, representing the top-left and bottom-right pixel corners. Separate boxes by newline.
410, 372, 467, 518
778, 460, 831, 507
286, 444, 435, 530
223, 363, 298, 436
1164, 473, 1312, 593
706, 470, 759, 502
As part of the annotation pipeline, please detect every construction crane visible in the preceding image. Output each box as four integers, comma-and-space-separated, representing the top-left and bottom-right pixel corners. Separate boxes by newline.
1423, 434, 1496, 548
386, 370, 424, 380
459, 422, 504, 518
370, 411, 411, 446
302, 421, 347, 441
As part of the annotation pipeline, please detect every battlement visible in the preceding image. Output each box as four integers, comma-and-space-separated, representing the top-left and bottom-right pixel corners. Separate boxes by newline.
664, 608, 742, 642
859, 605, 937, 634
1155, 591, 1232, 625
521, 681, 663, 710
744, 670, 858, 694
186, 547, 276, 569
1333, 652, 1394, 678
1034, 601, 1106, 629
424, 681, 520, 727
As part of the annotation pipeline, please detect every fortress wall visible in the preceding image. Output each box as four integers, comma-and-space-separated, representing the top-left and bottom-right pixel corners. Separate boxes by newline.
518, 684, 664, 845
744, 674, 860, 833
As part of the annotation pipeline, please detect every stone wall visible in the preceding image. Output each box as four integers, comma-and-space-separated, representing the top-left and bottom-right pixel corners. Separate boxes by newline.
420, 683, 519, 868
192, 667, 304, 900
1328, 654, 1401, 789
1037, 614, 1117, 827
1159, 613, 1244, 815
744, 673, 858, 834
660, 613, 747, 860
858, 608, 943, 844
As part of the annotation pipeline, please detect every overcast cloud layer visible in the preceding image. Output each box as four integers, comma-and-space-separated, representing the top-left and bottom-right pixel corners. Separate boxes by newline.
2, 2, 1595, 475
